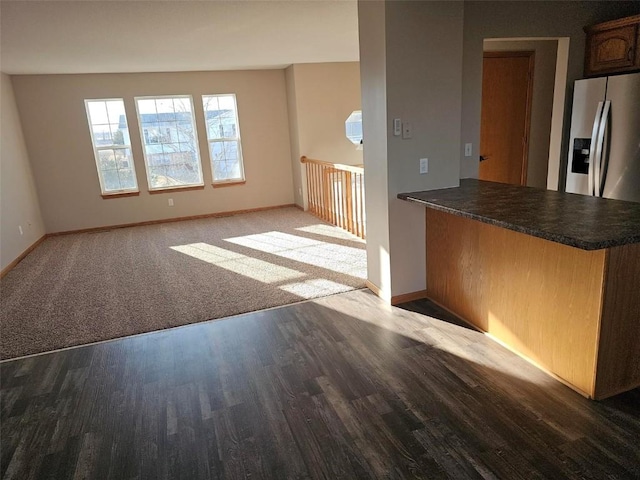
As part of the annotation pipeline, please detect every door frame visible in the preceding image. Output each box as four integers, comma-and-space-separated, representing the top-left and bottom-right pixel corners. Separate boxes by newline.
482, 50, 535, 186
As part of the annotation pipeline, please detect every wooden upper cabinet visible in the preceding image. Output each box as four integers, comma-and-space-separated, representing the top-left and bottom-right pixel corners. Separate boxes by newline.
584, 14, 640, 77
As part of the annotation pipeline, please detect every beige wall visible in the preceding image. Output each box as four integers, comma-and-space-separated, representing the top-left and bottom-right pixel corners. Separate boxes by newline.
11, 70, 294, 233
484, 39, 558, 189
358, 0, 391, 299
461, 1, 640, 189
386, 1, 463, 297
359, 1, 463, 299
285, 66, 303, 208
285, 62, 362, 209
0, 73, 46, 271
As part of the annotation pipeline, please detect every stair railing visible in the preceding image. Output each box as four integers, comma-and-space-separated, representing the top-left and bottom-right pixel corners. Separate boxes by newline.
300, 156, 365, 239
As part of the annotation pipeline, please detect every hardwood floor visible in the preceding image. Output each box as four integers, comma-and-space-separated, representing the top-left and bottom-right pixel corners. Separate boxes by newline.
2, 289, 639, 479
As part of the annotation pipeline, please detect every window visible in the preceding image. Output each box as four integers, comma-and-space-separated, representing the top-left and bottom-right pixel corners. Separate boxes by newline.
202, 94, 245, 184
85, 99, 138, 195
135, 96, 203, 191
345, 110, 363, 145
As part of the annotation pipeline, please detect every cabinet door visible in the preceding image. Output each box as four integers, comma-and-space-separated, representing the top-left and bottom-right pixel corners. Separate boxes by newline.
586, 24, 638, 76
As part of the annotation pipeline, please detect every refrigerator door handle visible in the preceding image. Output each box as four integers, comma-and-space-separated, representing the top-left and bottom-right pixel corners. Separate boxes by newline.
588, 101, 604, 196
594, 100, 611, 197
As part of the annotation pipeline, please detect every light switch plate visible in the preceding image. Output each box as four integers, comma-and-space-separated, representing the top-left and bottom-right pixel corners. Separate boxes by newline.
464, 143, 472, 157
420, 158, 428, 174
402, 121, 412, 139
393, 118, 402, 136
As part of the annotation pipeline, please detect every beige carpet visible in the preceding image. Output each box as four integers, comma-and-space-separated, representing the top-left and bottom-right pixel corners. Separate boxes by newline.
0, 207, 367, 360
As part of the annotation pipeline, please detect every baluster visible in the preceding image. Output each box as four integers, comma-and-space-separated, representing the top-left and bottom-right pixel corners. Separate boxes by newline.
340, 171, 346, 230
314, 163, 319, 217
359, 173, 365, 238
307, 162, 312, 214
311, 163, 316, 214
337, 171, 342, 229
305, 161, 312, 213
348, 172, 351, 231
316, 163, 322, 218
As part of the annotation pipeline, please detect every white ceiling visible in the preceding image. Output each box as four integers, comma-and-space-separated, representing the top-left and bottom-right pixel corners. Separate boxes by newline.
0, 0, 360, 75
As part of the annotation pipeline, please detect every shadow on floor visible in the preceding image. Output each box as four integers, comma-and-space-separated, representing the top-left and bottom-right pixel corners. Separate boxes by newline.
396, 297, 476, 331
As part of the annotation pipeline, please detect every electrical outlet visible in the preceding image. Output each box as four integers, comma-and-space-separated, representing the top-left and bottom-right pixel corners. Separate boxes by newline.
402, 121, 412, 139
18, 225, 23, 236
420, 158, 429, 174
168, 198, 174, 207
465, 143, 473, 157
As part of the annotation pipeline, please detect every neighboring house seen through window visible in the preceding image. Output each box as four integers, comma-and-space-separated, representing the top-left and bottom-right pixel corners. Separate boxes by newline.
85, 99, 138, 195
202, 94, 245, 183
135, 96, 204, 191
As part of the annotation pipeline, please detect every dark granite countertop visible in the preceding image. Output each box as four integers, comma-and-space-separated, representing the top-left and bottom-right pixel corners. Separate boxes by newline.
398, 179, 640, 250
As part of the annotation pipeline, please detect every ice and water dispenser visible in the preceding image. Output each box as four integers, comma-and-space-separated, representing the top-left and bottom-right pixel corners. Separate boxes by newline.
571, 138, 591, 174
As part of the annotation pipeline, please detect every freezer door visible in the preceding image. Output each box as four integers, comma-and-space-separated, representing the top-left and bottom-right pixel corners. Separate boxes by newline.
565, 77, 607, 195
601, 73, 640, 203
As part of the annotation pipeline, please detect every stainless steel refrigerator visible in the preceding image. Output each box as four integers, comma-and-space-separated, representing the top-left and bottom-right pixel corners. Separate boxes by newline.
565, 72, 640, 202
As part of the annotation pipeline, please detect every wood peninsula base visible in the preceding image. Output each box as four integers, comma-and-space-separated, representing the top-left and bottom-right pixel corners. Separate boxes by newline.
426, 208, 640, 400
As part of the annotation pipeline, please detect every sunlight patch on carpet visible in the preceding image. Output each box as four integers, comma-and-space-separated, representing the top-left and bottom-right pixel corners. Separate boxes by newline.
224, 231, 366, 278
279, 279, 353, 298
170, 243, 305, 283
296, 224, 366, 242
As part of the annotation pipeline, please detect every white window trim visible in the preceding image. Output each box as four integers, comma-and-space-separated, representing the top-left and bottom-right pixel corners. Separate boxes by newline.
84, 98, 139, 196
202, 94, 245, 184
134, 94, 204, 192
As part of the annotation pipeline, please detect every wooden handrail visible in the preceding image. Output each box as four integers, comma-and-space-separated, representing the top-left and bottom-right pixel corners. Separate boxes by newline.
300, 155, 366, 239
300, 156, 364, 174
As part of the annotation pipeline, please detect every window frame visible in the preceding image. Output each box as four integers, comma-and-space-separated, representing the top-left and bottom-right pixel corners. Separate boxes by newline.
84, 98, 139, 196
202, 94, 245, 185
134, 94, 204, 193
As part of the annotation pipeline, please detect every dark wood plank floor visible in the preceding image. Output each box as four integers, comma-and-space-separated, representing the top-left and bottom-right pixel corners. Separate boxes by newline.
2, 289, 639, 479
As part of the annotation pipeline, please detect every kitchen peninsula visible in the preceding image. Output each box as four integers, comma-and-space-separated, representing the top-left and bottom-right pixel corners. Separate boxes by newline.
399, 179, 640, 400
